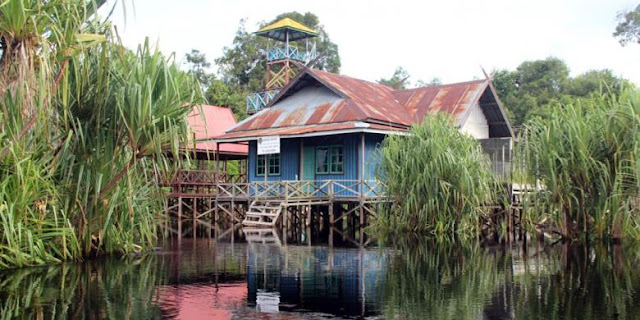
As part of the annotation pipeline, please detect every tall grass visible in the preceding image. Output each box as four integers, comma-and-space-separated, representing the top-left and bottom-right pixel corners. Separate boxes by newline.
523, 90, 640, 240
0, 0, 200, 268
375, 114, 497, 239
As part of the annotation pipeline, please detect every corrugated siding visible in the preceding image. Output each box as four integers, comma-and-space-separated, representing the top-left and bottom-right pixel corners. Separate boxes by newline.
309, 134, 358, 181
248, 139, 299, 182
364, 134, 385, 180
247, 133, 386, 185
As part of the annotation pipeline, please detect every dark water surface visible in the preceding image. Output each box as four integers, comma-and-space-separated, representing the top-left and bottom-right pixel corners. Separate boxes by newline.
1, 233, 640, 319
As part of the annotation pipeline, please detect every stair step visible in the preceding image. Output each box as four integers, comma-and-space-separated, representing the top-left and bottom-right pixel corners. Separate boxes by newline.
242, 220, 276, 226
245, 212, 278, 218
251, 205, 281, 210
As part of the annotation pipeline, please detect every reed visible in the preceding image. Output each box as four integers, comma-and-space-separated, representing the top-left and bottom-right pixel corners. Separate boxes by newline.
375, 114, 498, 239
522, 90, 640, 240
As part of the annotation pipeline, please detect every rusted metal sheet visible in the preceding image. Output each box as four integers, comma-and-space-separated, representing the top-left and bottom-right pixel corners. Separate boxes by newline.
218, 122, 397, 141
394, 80, 487, 125
222, 69, 491, 140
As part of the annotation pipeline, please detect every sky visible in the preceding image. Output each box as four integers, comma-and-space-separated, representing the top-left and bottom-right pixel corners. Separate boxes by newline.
105, 0, 640, 85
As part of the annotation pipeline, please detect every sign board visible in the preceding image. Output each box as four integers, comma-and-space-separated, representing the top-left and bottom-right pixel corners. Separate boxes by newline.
257, 136, 280, 155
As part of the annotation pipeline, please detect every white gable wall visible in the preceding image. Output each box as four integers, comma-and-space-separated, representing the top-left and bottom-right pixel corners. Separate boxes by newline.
459, 103, 489, 139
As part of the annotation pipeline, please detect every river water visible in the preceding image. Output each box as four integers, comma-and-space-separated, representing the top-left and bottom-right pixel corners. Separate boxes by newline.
1, 231, 639, 319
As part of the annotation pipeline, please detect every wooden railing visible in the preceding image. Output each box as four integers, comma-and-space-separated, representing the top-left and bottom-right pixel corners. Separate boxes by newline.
167, 178, 389, 201
266, 43, 317, 63
246, 89, 279, 114
170, 170, 247, 186
214, 180, 388, 200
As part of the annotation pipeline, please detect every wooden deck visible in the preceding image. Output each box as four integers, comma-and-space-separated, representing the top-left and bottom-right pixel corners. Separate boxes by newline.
163, 170, 390, 246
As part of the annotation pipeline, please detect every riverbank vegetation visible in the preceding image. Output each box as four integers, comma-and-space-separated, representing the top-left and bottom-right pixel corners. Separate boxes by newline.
376, 88, 640, 243
375, 114, 497, 239
0, 0, 199, 269
521, 90, 640, 241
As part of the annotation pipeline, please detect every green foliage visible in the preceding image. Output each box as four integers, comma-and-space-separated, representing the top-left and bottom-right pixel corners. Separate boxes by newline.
183, 49, 247, 120
382, 240, 640, 320
375, 114, 497, 238
614, 4, 640, 46
184, 49, 213, 88
379, 66, 411, 89
523, 89, 640, 240
0, 0, 199, 269
379, 67, 442, 89
0, 256, 165, 319
493, 58, 632, 125
381, 240, 507, 320
205, 79, 248, 120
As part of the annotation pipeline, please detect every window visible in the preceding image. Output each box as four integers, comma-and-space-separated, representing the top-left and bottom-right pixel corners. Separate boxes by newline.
330, 146, 343, 173
316, 147, 329, 174
257, 155, 265, 176
269, 153, 280, 175
316, 145, 343, 174
256, 153, 280, 176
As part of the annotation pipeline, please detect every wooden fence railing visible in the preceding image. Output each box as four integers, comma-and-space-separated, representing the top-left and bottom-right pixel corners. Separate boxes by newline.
209, 180, 388, 201
170, 170, 247, 186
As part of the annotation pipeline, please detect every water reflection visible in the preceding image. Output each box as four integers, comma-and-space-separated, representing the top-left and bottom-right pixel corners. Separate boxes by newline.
1, 235, 640, 319
381, 242, 640, 320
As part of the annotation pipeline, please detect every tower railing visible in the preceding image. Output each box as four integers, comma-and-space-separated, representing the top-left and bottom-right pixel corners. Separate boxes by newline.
246, 89, 280, 114
266, 43, 317, 64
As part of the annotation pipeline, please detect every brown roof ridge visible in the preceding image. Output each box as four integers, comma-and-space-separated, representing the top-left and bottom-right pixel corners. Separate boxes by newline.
394, 78, 489, 93
307, 68, 395, 90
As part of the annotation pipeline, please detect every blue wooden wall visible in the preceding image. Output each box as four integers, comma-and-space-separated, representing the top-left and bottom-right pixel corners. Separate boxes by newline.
247, 133, 386, 183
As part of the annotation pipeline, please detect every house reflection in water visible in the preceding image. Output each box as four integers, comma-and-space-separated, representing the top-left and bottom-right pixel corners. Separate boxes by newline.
246, 243, 388, 317
152, 239, 388, 318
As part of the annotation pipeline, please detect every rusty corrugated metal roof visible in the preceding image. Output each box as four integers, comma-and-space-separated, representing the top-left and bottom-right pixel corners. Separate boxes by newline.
393, 79, 488, 126
217, 122, 400, 141
218, 70, 501, 141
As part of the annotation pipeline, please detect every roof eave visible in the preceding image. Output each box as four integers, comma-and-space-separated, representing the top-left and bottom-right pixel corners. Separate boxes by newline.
212, 127, 408, 144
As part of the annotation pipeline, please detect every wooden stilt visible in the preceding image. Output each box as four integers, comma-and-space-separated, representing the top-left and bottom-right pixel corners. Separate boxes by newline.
329, 203, 334, 247
359, 202, 364, 247
178, 196, 183, 242
193, 198, 198, 239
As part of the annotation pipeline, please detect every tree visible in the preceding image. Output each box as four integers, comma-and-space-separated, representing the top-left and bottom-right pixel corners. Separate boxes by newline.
493, 57, 570, 125
205, 79, 248, 120
183, 49, 248, 120
614, 4, 640, 46
492, 57, 632, 125
184, 49, 212, 88
379, 66, 411, 89
216, 12, 341, 93
567, 69, 628, 97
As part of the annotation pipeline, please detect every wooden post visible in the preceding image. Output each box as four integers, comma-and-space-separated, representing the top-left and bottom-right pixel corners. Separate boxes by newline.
329, 203, 334, 247
214, 199, 219, 238
193, 198, 198, 239
359, 202, 364, 247
178, 196, 183, 242
216, 143, 220, 176
163, 198, 169, 239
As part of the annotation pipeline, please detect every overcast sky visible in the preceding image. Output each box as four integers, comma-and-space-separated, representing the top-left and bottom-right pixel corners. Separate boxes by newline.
105, 0, 640, 85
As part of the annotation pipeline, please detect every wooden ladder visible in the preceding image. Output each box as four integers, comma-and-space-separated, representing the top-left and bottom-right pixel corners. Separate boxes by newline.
242, 200, 283, 227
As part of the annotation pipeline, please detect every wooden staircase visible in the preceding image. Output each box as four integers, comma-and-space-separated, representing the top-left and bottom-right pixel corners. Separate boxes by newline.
242, 200, 283, 227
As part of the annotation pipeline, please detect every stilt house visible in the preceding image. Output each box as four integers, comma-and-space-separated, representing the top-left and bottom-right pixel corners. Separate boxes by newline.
214, 68, 513, 184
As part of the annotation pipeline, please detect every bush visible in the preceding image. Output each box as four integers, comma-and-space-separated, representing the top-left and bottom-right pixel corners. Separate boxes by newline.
523, 90, 640, 240
376, 114, 497, 238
